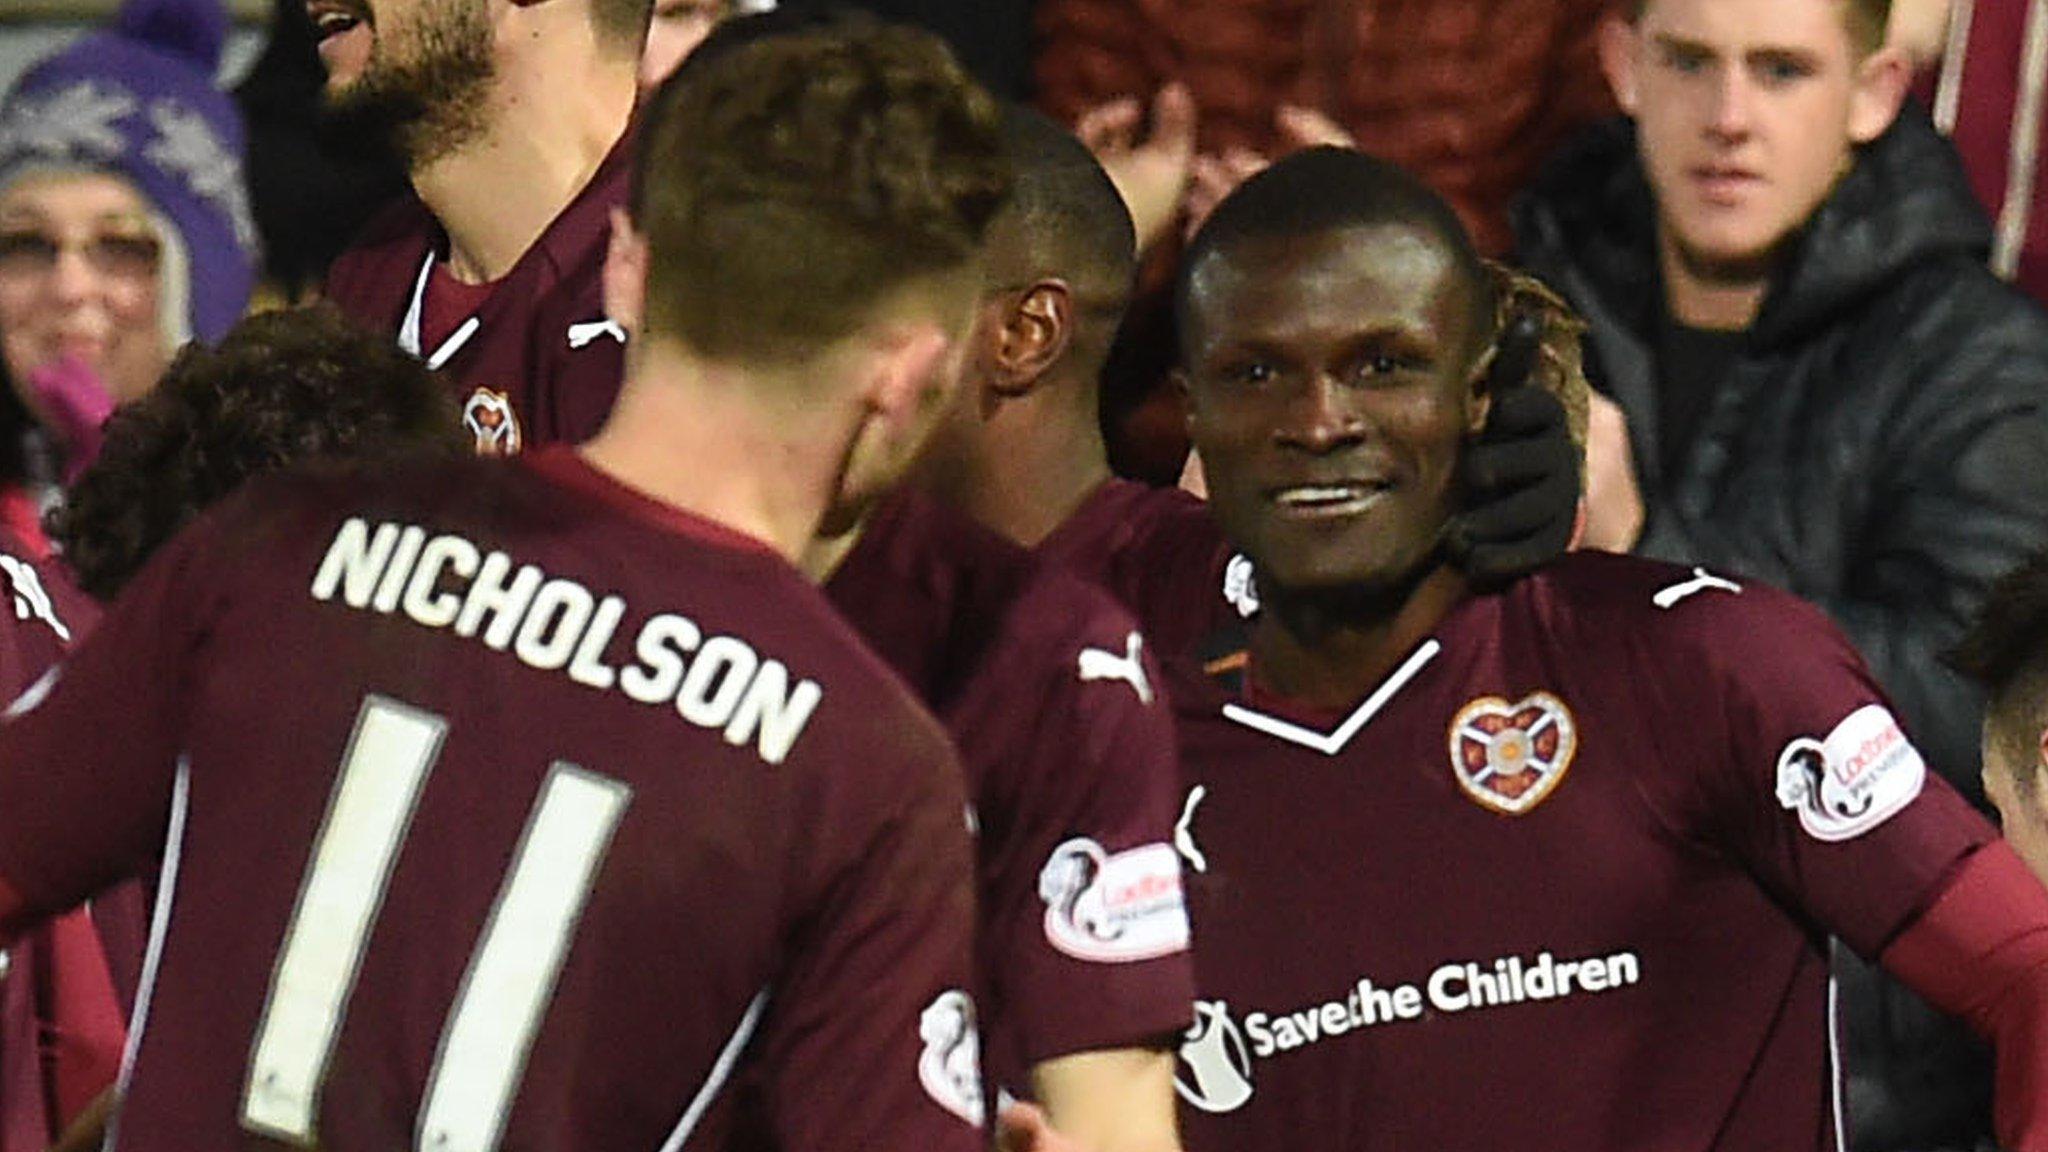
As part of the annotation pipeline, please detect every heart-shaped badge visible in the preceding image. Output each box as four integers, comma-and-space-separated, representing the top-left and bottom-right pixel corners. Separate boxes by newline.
1446, 691, 1578, 816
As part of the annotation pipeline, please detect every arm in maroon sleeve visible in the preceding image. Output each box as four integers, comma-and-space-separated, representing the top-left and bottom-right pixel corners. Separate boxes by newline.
1881, 841, 2048, 1152
756, 721, 984, 1151
0, 499, 234, 940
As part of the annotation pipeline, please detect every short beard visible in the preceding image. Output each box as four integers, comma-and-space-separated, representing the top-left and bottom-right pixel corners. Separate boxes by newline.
323, 0, 495, 170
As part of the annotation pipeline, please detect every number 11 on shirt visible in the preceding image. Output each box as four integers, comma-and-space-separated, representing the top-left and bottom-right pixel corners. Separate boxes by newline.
239, 694, 632, 1151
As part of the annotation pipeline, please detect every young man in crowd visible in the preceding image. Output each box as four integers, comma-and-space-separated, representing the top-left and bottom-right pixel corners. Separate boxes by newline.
1514, 2, 2048, 1144
1166, 145, 2048, 1151
0, 27, 1003, 1150
316, 0, 645, 450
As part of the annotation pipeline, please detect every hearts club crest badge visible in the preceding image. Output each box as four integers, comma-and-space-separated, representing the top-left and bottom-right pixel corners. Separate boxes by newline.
463, 387, 524, 456
1448, 692, 1578, 816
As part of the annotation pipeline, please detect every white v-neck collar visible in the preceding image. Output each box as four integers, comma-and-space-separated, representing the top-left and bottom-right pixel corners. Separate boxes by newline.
398, 251, 483, 370
1220, 639, 1442, 756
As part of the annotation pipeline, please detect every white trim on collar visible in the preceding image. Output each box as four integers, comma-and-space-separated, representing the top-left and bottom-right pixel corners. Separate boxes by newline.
1220, 639, 1442, 756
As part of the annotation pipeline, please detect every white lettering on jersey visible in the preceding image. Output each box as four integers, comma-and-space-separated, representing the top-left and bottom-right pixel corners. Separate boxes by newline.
0, 555, 68, 642
1652, 567, 1743, 609
310, 518, 824, 764
566, 319, 628, 349
1222, 553, 1260, 619
1174, 786, 1209, 874
1179, 948, 1643, 1113
917, 990, 985, 1127
1774, 704, 1926, 842
1038, 837, 1190, 963
1078, 631, 1153, 705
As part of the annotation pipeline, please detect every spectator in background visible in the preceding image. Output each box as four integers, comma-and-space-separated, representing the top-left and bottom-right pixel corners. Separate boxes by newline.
1513, 0, 2048, 1147
1032, 0, 1616, 482
0, 0, 257, 550
1889, 0, 2048, 306
1036, 0, 1617, 256
234, 0, 408, 305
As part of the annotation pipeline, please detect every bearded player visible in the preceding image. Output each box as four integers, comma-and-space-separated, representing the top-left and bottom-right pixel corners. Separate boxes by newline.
1161, 147, 2048, 1151
314, 0, 645, 450
0, 27, 1004, 1151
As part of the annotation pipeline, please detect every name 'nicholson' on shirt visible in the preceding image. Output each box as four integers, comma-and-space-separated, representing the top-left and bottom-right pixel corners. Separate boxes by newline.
309, 517, 823, 765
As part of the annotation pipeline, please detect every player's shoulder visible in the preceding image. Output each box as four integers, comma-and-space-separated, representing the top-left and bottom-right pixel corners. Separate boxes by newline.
1517, 550, 1849, 662
880, 494, 1147, 668
0, 528, 92, 682
1066, 478, 1214, 558
322, 194, 437, 317
229, 450, 496, 529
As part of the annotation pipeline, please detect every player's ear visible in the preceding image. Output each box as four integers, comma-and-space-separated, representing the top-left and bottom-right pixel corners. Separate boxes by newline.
603, 208, 649, 338
988, 280, 1075, 400
1849, 44, 1912, 144
1599, 12, 1642, 115
2035, 722, 2048, 776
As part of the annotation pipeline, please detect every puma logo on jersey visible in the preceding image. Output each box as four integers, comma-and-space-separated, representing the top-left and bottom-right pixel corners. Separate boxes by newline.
1175, 786, 1209, 874
566, 319, 627, 349
1653, 567, 1742, 609
1079, 632, 1152, 704
0, 555, 68, 642
462, 388, 523, 457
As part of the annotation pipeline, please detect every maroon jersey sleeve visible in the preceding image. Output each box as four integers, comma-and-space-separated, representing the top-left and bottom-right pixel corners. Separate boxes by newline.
750, 726, 987, 1148
978, 590, 1194, 1072
1647, 578, 1997, 960
0, 499, 240, 918
527, 265, 627, 447
0, 529, 95, 708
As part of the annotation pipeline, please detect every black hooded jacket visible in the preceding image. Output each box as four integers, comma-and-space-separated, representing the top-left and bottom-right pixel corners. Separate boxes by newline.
1515, 107, 2048, 803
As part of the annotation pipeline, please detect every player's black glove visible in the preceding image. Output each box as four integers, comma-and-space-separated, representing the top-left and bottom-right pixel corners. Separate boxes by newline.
1444, 313, 1579, 583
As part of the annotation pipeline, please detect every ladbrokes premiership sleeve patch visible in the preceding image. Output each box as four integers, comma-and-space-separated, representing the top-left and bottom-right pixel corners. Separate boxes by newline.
1037, 837, 1191, 963
1774, 704, 1927, 842
917, 989, 985, 1126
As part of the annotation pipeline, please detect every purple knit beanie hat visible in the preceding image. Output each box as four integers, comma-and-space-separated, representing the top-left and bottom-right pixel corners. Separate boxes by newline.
0, 0, 258, 344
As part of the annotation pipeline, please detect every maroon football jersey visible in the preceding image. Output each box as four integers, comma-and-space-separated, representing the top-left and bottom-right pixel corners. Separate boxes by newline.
827, 491, 1194, 1094
1036, 478, 1242, 664
0, 528, 94, 707
1164, 552, 1996, 1151
0, 530, 118, 1152
0, 449, 983, 1152
323, 134, 632, 455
